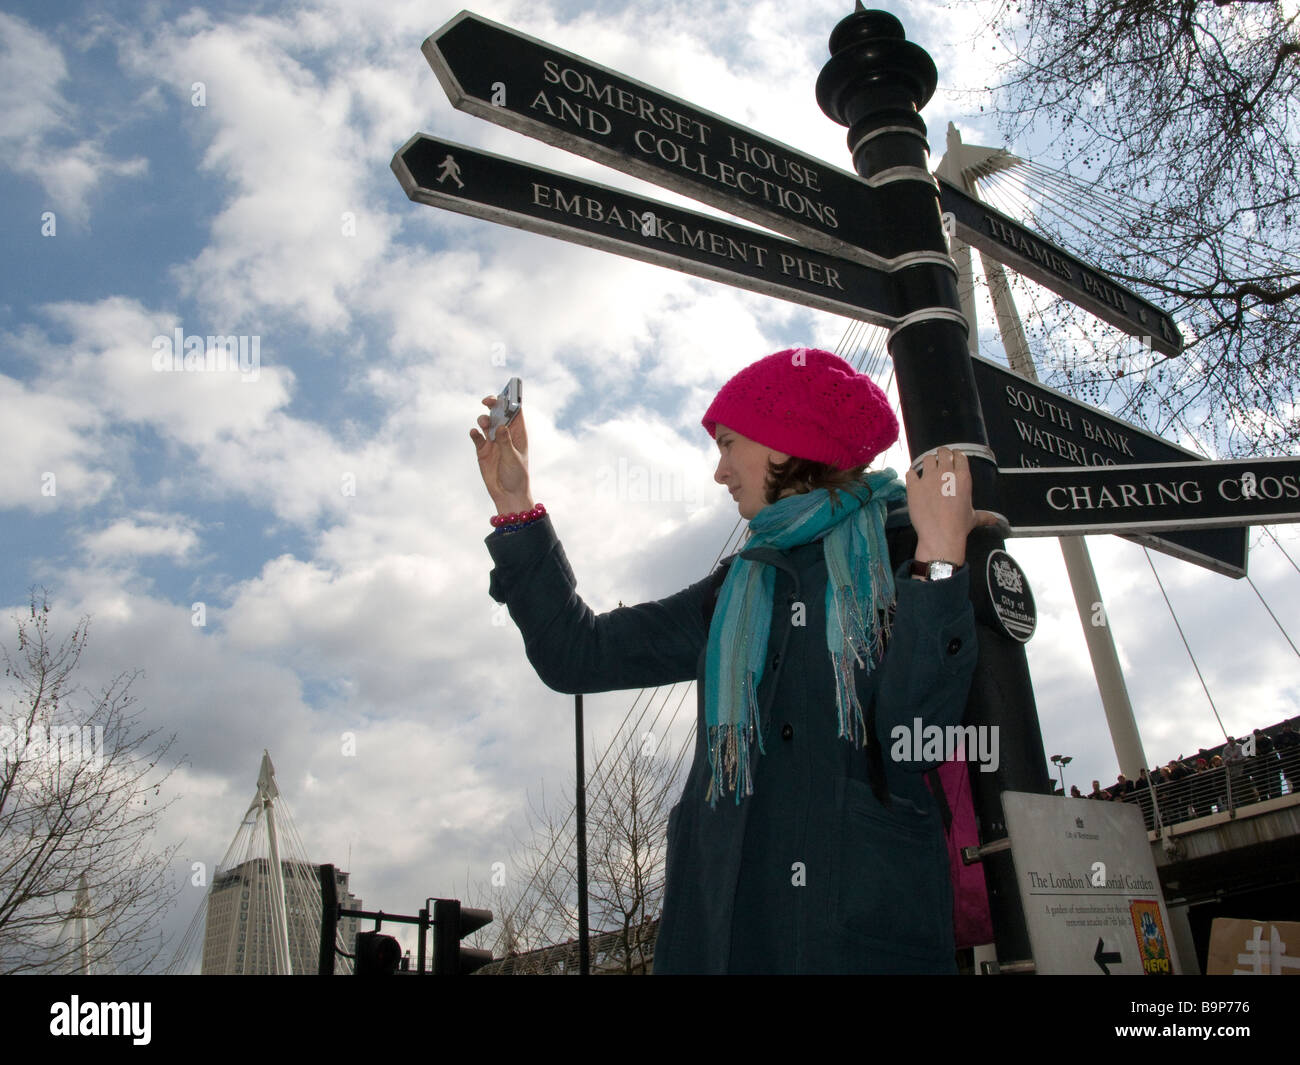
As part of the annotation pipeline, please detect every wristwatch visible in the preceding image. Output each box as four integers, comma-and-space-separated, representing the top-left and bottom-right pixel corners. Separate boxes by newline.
911, 559, 958, 581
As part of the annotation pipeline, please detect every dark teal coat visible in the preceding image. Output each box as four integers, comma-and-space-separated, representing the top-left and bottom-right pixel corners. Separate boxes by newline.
486, 512, 977, 974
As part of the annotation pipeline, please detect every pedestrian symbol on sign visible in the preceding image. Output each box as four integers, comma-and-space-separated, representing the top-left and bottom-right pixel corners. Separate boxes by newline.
437, 154, 463, 188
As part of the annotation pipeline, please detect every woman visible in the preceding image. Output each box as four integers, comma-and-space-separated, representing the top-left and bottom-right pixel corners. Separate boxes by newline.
471, 348, 991, 973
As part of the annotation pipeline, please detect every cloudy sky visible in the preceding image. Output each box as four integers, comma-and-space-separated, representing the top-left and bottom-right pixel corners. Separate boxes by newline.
3, 0, 1299, 971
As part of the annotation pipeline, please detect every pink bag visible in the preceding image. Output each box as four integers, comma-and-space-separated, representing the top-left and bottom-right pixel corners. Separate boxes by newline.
928, 761, 994, 949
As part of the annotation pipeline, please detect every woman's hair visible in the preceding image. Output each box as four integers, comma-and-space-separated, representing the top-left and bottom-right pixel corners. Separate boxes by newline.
763, 455, 869, 506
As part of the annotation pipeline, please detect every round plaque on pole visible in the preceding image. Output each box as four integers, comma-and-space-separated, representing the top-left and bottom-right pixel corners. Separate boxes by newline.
986, 549, 1036, 642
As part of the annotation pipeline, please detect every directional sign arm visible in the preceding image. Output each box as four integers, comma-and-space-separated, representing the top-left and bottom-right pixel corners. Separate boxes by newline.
938, 179, 1183, 357
971, 354, 1247, 576
1000, 456, 1300, 541
392, 134, 900, 326
423, 11, 910, 267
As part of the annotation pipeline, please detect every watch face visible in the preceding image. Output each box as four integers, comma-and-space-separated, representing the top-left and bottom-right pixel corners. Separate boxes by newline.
928, 561, 955, 581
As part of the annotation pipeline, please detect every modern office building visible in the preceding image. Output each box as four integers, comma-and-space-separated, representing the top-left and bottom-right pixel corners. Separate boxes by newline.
200, 858, 362, 975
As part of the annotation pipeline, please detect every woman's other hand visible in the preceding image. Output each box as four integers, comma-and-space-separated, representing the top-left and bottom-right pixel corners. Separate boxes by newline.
906, 447, 999, 567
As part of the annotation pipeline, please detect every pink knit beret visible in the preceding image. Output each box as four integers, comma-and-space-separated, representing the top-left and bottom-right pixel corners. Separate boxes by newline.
701, 347, 899, 469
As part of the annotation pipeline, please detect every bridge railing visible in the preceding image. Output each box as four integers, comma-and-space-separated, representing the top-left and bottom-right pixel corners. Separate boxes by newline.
1115, 746, 1300, 831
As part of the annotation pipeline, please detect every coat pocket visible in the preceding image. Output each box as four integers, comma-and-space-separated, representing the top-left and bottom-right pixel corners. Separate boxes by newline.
828, 777, 952, 955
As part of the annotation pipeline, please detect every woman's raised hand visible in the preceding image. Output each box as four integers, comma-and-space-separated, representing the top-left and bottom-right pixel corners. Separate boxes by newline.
905, 447, 999, 567
470, 396, 533, 513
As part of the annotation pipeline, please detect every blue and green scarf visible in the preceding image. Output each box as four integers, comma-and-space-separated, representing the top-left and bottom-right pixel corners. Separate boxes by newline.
704, 470, 906, 806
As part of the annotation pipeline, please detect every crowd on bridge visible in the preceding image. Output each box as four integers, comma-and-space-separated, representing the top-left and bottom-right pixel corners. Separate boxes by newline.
1058, 719, 1300, 828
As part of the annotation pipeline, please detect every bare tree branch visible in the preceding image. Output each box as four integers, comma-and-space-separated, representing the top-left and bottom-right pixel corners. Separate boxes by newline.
966, 0, 1300, 454
467, 726, 682, 973
0, 590, 184, 974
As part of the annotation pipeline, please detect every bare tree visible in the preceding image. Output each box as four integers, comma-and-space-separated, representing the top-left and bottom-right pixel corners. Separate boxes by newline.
585, 733, 678, 973
0, 591, 182, 974
480, 777, 579, 963
471, 727, 684, 974
967, 0, 1300, 453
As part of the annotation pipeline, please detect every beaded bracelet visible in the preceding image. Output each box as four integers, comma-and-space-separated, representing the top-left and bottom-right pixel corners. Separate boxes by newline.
490, 502, 546, 533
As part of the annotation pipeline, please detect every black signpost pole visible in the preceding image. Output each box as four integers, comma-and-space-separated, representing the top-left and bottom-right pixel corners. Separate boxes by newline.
575, 693, 590, 975
816, 6, 1051, 969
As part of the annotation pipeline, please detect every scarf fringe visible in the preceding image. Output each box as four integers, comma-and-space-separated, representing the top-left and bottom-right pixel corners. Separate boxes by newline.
706, 670, 767, 807
828, 536, 895, 749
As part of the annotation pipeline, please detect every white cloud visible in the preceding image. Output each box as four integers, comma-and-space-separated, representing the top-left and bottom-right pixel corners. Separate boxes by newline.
119, 13, 401, 331
0, 12, 147, 226
6, 298, 379, 527
22, 298, 292, 441
81, 513, 200, 562
0, 371, 114, 512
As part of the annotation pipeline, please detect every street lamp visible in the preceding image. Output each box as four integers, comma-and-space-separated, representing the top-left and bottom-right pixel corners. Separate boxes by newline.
1050, 754, 1073, 792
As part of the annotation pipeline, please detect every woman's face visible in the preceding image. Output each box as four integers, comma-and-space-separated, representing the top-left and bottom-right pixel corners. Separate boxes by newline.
712, 423, 791, 519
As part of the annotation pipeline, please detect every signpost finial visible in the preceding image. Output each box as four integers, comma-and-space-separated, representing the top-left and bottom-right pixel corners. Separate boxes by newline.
818, 7, 936, 127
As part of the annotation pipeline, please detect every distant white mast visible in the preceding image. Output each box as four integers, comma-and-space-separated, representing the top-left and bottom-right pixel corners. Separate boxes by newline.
257, 751, 293, 974
71, 872, 92, 974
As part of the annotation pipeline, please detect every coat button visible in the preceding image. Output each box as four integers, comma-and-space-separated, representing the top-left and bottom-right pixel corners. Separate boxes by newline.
781, 723, 794, 741
947, 637, 962, 655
